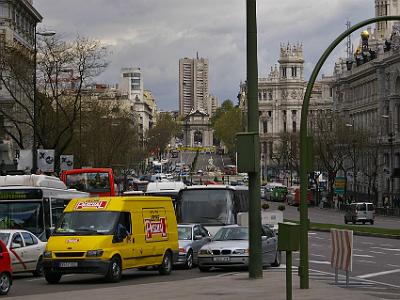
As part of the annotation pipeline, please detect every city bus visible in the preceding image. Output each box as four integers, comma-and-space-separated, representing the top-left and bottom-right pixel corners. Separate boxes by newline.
175, 185, 249, 235
60, 168, 116, 197
0, 175, 89, 241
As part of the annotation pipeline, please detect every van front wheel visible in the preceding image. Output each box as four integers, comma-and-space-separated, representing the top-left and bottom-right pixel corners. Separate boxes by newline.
159, 252, 172, 275
44, 271, 62, 284
105, 256, 122, 283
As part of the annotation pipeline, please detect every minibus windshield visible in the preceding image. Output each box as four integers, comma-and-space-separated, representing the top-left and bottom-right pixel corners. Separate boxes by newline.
54, 211, 119, 235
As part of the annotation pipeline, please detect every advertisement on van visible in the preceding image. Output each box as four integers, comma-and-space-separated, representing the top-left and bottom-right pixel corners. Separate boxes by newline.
143, 208, 168, 242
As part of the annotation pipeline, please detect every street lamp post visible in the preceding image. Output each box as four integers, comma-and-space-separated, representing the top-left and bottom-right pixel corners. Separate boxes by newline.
32, 29, 56, 173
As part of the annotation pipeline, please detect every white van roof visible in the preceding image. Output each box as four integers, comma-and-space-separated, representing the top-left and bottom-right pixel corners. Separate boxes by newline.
0, 175, 67, 190
146, 181, 186, 193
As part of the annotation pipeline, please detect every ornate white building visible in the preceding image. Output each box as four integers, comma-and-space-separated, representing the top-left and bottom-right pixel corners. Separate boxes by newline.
239, 43, 333, 180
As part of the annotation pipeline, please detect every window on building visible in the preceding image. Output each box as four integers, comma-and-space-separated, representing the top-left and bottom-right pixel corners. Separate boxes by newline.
268, 142, 273, 159
330, 88, 333, 97
268, 90, 273, 100
283, 122, 287, 132
282, 67, 286, 78
293, 121, 297, 133
268, 111, 272, 117
133, 73, 141, 77
291, 67, 297, 77
263, 121, 268, 133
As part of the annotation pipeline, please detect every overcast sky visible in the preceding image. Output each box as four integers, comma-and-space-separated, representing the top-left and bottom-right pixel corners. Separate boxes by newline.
34, 0, 373, 111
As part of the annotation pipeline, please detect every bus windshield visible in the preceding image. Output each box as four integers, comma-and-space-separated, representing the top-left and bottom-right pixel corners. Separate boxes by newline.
66, 172, 111, 194
0, 201, 44, 236
54, 211, 119, 236
178, 189, 235, 225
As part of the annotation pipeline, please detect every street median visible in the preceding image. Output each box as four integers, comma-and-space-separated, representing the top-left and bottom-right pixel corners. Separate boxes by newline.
284, 219, 400, 239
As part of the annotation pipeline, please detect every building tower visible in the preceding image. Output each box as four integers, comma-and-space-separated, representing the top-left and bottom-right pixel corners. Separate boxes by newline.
278, 42, 304, 81
179, 55, 209, 116
375, 0, 400, 39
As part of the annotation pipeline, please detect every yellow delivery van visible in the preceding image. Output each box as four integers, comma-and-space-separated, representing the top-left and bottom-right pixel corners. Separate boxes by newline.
42, 196, 178, 283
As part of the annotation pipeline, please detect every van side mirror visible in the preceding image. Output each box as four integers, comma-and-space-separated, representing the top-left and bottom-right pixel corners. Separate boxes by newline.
261, 236, 268, 241
113, 225, 128, 243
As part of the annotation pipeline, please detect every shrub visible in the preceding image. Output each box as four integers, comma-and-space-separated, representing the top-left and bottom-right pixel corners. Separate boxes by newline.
278, 205, 286, 211
262, 203, 269, 210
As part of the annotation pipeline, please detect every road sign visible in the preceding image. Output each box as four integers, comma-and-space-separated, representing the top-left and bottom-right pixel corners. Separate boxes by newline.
334, 176, 346, 195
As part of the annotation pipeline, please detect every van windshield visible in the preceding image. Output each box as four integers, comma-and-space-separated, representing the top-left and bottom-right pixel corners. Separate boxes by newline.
53, 211, 119, 235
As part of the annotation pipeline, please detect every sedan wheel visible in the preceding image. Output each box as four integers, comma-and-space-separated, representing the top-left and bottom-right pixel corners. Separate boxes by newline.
271, 251, 281, 267
0, 273, 11, 295
185, 251, 193, 269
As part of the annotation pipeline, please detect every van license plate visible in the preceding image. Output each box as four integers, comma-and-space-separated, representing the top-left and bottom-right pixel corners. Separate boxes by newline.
59, 262, 78, 268
213, 257, 230, 262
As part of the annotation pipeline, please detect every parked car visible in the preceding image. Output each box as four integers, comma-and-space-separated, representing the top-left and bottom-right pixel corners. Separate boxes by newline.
344, 202, 375, 225
0, 240, 12, 295
175, 224, 211, 269
197, 225, 280, 271
0, 230, 46, 276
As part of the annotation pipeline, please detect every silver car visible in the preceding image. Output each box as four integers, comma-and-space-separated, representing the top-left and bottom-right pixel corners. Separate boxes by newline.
197, 225, 280, 271
175, 224, 211, 269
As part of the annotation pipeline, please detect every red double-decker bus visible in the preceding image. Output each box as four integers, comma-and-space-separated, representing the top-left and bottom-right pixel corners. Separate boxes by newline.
60, 168, 116, 197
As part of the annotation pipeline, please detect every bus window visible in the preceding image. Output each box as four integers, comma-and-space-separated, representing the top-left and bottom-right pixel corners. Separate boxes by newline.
0, 202, 44, 237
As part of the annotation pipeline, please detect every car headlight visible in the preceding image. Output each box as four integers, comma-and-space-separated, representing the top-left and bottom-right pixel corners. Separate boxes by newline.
86, 250, 104, 257
199, 249, 212, 255
43, 251, 52, 258
233, 249, 249, 255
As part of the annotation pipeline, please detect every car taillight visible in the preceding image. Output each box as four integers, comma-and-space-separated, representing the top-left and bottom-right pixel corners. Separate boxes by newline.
179, 248, 186, 254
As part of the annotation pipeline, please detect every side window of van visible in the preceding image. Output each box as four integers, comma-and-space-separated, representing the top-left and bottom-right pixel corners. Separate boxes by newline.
118, 212, 132, 234
367, 204, 374, 211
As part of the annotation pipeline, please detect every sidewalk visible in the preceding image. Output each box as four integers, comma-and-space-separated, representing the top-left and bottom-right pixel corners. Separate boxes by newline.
7, 270, 378, 300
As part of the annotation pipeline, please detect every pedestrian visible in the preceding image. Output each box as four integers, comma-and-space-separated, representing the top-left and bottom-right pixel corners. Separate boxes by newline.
333, 194, 338, 210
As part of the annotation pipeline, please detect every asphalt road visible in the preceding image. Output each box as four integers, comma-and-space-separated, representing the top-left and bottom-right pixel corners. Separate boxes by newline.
267, 201, 400, 230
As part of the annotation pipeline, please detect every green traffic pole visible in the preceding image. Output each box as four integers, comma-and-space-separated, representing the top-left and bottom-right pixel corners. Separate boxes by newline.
247, 0, 262, 279
299, 15, 400, 289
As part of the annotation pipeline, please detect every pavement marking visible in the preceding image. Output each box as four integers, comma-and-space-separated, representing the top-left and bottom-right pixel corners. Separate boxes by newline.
358, 269, 400, 279
309, 268, 400, 289
308, 232, 317, 235
310, 243, 322, 247
387, 264, 400, 268
381, 244, 394, 247
309, 260, 331, 265
312, 237, 325, 240
369, 251, 385, 254
310, 254, 326, 258
362, 242, 374, 245
356, 260, 376, 264
353, 248, 366, 252
371, 247, 400, 252
353, 254, 374, 258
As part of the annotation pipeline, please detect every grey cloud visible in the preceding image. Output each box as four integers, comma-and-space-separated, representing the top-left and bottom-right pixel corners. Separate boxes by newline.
35, 0, 373, 110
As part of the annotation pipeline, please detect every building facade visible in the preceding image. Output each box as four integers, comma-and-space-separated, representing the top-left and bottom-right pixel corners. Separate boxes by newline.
0, 0, 42, 170
332, 0, 400, 206
119, 67, 156, 137
239, 43, 333, 181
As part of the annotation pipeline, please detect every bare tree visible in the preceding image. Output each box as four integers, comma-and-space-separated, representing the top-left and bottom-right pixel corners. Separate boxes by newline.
0, 34, 108, 169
